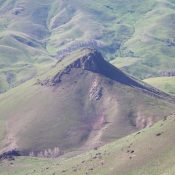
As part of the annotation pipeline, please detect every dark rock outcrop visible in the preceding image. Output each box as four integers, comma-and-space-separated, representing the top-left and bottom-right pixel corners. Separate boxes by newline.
0, 150, 20, 161
51, 50, 160, 90
160, 70, 175, 77
56, 40, 104, 59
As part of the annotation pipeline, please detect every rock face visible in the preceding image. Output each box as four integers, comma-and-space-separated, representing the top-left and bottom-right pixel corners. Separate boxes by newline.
40, 49, 141, 86
51, 50, 103, 85
29, 147, 62, 158
51, 49, 145, 90
56, 40, 103, 59
89, 77, 103, 101
160, 70, 175, 77
0, 150, 20, 161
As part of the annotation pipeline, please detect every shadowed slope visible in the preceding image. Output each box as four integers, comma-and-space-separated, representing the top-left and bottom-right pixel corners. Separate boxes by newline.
41, 49, 175, 101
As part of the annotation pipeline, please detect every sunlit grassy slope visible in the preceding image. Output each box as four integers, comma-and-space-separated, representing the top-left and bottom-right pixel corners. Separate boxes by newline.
1, 114, 175, 175
0, 0, 175, 92
144, 76, 175, 94
0, 0, 55, 92
48, 0, 175, 80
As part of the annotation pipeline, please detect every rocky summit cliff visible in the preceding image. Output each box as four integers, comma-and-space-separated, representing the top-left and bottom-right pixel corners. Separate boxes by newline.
38, 49, 174, 102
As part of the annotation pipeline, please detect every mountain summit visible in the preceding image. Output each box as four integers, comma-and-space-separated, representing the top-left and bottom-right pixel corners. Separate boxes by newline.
39, 49, 174, 101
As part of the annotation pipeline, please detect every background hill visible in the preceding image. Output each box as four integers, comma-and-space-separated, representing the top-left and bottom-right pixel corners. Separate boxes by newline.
0, 0, 175, 92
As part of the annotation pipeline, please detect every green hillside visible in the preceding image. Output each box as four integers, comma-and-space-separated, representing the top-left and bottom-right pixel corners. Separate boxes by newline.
0, 0, 54, 92
144, 76, 175, 94
1, 114, 175, 175
0, 0, 175, 92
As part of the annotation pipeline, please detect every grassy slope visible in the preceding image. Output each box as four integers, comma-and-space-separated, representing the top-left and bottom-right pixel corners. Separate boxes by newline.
144, 76, 175, 94
110, 57, 142, 68
1, 115, 175, 175
47, 0, 175, 80
121, 0, 175, 79
0, 0, 55, 92
1, 0, 175, 92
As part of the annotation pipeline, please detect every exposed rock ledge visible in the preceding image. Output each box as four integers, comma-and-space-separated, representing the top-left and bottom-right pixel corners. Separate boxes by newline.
0, 150, 20, 161
37, 49, 145, 88
37, 49, 104, 86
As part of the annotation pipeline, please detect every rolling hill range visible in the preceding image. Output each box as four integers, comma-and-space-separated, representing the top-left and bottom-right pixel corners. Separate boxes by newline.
0, 0, 175, 174
0, 49, 175, 159
0, 0, 175, 92
1, 114, 175, 175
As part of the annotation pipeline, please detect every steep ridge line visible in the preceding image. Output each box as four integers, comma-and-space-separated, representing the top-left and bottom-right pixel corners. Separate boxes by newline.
37, 49, 175, 102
